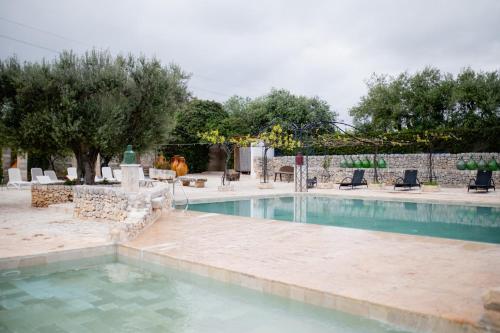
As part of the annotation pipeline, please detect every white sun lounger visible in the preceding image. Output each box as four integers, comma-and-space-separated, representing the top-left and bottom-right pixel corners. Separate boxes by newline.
113, 169, 122, 182
101, 167, 117, 182
139, 167, 157, 187
31, 168, 43, 183
66, 167, 78, 181
36, 175, 60, 185
7, 168, 31, 189
44, 170, 64, 184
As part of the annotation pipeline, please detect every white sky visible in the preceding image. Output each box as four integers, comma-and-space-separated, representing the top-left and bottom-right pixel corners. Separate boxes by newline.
1, 0, 499, 122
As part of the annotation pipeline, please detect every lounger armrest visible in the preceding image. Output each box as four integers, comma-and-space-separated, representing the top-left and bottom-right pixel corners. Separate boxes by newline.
491, 178, 496, 187
416, 177, 421, 185
362, 178, 368, 184
340, 177, 352, 184
468, 178, 476, 186
394, 177, 404, 184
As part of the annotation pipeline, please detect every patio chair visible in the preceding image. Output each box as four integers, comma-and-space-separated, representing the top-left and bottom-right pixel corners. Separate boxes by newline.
7, 168, 31, 189
307, 177, 317, 188
113, 169, 122, 182
468, 170, 495, 192
37, 175, 58, 185
30, 168, 43, 183
44, 170, 64, 184
394, 170, 421, 190
101, 167, 116, 181
66, 167, 78, 181
339, 169, 368, 189
225, 169, 240, 181
139, 167, 158, 187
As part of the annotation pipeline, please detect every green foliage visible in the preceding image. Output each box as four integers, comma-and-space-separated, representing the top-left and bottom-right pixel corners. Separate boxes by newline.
311, 127, 499, 155
223, 89, 337, 136
257, 124, 301, 152
350, 67, 500, 132
0, 50, 190, 184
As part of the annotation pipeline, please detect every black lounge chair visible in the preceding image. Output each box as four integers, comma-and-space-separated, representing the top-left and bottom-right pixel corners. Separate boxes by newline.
468, 170, 495, 192
339, 170, 368, 189
394, 170, 421, 190
307, 177, 317, 188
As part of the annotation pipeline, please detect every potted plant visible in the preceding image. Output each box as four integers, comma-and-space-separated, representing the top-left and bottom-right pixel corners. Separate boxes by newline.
422, 180, 440, 192
153, 154, 173, 180
368, 180, 386, 190
318, 156, 334, 189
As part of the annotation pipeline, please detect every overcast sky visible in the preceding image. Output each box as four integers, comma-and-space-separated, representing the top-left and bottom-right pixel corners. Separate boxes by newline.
1, 0, 499, 122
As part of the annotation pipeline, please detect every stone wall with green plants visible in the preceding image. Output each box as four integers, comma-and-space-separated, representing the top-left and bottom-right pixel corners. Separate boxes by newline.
255, 152, 499, 186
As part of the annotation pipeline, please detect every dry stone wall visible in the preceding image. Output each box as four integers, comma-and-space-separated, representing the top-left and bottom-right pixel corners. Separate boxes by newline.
254, 152, 500, 186
73, 184, 172, 241
31, 184, 73, 208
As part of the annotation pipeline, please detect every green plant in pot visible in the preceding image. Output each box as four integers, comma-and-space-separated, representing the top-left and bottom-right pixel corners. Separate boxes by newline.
154, 154, 172, 179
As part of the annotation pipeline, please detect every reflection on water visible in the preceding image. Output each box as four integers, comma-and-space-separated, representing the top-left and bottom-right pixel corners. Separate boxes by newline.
187, 196, 500, 244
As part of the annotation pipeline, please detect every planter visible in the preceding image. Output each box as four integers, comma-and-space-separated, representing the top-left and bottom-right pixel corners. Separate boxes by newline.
155, 169, 175, 180
195, 179, 206, 188
422, 184, 441, 192
368, 183, 386, 190
218, 184, 234, 192
317, 182, 334, 189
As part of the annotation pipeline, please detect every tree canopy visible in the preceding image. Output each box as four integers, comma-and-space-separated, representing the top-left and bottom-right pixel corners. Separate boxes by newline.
350, 67, 500, 132
0, 50, 190, 183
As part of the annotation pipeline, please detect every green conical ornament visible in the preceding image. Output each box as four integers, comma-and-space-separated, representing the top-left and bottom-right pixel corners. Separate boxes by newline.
361, 156, 370, 168
455, 156, 466, 170
477, 156, 487, 171
122, 145, 136, 164
377, 157, 387, 168
354, 157, 362, 168
340, 157, 347, 168
347, 157, 354, 168
488, 157, 499, 171
466, 155, 477, 170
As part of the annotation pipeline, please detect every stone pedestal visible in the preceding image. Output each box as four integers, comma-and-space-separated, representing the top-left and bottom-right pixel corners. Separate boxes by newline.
121, 164, 140, 193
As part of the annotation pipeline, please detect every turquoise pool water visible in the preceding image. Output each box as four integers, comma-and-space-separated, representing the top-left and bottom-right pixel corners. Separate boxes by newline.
185, 196, 500, 244
0, 257, 408, 333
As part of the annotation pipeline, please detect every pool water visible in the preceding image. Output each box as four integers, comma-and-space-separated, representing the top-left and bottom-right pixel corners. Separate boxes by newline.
0, 258, 408, 333
185, 196, 500, 244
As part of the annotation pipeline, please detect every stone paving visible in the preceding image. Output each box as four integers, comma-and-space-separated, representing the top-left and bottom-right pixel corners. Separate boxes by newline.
0, 189, 114, 258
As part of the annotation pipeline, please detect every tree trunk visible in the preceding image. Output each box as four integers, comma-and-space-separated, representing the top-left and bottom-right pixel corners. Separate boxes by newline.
73, 145, 99, 185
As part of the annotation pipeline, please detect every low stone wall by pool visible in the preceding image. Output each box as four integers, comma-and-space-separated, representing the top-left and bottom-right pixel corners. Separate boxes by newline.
254, 152, 500, 186
31, 184, 73, 208
73, 185, 172, 241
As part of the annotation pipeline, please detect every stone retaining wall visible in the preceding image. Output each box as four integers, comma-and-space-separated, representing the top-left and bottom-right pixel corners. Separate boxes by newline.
254, 152, 500, 186
73, 184, 172, 241
31, 184, 73, 208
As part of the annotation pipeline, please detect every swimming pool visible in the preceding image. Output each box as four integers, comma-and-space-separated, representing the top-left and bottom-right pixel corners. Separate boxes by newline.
0, 257, 408, 332
185, 196, 500, 244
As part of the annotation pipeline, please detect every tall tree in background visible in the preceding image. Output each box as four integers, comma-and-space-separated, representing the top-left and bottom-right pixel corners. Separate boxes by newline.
350, 67, 500, 132
0, 50, 189, 184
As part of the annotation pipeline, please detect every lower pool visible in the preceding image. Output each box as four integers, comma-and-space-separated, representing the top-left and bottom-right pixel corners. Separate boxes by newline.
0, 257, 408, 332
185, 196, 500, 244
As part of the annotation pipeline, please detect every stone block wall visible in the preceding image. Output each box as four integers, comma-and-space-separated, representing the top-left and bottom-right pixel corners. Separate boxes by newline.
74, 186, 128, 221
31, 185, 74, 208
254, 152, 500, 186
73, 184, 172, 241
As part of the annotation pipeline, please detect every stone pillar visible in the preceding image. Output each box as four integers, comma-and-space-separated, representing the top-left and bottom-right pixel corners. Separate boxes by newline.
121, 164, 140, 193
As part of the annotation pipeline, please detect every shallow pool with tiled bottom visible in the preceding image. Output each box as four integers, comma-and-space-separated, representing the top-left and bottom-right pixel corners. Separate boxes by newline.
0, 256, 409, 333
